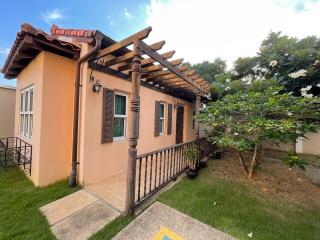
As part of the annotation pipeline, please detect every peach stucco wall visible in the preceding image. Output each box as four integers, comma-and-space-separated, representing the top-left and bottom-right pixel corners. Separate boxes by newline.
0, 86, 16, 137
15, 51, 75, 186
78, 55, 196, 184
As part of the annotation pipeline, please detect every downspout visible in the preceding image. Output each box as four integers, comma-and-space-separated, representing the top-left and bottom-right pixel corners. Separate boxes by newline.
69, 33, 103, 187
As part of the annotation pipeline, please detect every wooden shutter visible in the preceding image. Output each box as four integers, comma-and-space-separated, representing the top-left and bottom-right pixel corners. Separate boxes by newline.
167, 104, 172, 135
154, 101, 161, 137
102, 88, 114, 143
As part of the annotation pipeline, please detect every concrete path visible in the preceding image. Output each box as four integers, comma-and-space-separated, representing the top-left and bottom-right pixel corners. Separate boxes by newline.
40, 190, 120, 240
113, 202, 237, 240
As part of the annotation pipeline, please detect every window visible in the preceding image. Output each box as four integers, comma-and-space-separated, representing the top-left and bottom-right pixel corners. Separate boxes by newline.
20, 86, 34, 139
159, 103, 165, 135
113, 93, 128, 141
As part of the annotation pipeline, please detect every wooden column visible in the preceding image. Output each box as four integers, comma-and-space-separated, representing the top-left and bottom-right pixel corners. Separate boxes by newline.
125, 40, 142, 215
195, 94, 201, 139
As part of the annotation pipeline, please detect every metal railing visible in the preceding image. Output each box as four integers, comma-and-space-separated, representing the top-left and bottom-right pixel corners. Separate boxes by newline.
134, 138, 206, 208
0, 137, 32, 175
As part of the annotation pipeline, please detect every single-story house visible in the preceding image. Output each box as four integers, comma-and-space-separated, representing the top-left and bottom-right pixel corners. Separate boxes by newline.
0, 84, 16, 137
1, 23, 210, 213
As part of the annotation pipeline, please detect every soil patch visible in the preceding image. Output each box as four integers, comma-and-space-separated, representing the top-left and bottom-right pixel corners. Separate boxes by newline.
210, 152, 320, 209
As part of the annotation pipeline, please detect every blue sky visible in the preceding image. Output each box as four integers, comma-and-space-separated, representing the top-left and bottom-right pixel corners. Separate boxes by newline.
1, 0, 320, 87
0, 0, 149, 87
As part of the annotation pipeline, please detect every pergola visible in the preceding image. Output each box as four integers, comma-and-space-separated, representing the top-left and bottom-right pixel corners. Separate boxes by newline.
89, 26, 210, 214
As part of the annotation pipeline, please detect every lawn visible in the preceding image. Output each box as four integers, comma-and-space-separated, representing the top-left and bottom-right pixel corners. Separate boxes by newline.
1, 157, 319, 240
158, 158, 320, 240
0, 167, 79, 240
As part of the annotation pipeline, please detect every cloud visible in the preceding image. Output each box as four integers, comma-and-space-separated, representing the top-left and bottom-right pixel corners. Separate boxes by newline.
107, 16, 114, 26
0, 48, 10, 56
124, 8, 132, 19
41, 9, 65, 24
145, 0, 320, 67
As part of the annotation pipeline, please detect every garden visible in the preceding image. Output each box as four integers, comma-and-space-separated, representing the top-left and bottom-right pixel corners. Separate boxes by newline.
1, 31, 320, 240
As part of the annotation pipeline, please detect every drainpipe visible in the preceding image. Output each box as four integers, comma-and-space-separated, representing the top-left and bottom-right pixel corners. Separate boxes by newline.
69, 33, 104, 187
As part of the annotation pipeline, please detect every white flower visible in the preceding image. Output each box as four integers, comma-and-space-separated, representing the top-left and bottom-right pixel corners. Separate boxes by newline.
252, 65, 260, 73
225, 86, 231, 91
273, 91, 279, 95
234, 132, 239, 136
226, 78, 231, 83
269, 60, 278, 67
230, 70, 239, 76
247, 232, 253, 238
288, 69, 307, 79
287, 112, 292, 116
284, 53, 289, 56
241, 75, 253, 84
261, 67, 268, 73
305, 85, 312, 91
317, 83, 320, 87
314, 60, 320, 65
305, 93, 313, 98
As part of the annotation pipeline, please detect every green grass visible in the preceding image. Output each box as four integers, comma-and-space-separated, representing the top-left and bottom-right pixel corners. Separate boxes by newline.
0, 167, 79, 240
158, 161, 320, 240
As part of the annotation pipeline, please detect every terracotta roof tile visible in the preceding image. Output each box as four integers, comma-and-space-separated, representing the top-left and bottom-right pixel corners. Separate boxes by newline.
50, 24, 96, 43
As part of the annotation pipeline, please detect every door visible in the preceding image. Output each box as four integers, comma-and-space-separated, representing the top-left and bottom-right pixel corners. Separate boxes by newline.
176, 106, 184, 144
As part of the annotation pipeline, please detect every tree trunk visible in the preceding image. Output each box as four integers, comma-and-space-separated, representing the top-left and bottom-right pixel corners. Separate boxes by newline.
237, 151, 249, 177
248, 146, 259, 178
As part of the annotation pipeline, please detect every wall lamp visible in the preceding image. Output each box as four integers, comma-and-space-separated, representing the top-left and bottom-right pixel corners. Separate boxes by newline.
93, 80, 102, 93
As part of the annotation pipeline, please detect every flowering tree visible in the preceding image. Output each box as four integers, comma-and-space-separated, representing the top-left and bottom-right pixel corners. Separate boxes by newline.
198, 82, 320, 178
232, 31, 320, 97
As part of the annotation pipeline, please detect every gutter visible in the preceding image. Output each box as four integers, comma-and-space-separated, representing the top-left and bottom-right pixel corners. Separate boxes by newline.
69, 32, 104, 187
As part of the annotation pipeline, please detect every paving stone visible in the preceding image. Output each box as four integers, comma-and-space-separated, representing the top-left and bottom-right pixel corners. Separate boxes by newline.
113, 202, 237, 240
51, 200, 120, 240
40, 190, 98, 225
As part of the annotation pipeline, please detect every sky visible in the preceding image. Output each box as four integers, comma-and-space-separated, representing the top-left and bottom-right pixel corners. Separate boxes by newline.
1, 0, 320, 87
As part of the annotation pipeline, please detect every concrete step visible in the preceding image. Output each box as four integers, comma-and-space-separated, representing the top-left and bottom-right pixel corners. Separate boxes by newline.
40, 190, 120, 240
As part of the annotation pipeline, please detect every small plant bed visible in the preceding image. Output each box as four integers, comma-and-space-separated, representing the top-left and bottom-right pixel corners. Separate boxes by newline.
158, 156, 320, 240
0, 167, 80, 239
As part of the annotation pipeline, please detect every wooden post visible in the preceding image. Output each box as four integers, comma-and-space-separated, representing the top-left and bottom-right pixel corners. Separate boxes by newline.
125, 40, 142, 215
195, 94, 201, 139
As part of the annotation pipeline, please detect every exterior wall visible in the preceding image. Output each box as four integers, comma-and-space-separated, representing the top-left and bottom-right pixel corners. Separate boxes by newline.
79, 59, 196, 184
15, 51, 75, 186
0, 86, 16, 137
296, 132, 320, 155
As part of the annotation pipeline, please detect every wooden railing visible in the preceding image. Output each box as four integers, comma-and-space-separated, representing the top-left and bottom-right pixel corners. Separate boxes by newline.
134, 138, 206, 208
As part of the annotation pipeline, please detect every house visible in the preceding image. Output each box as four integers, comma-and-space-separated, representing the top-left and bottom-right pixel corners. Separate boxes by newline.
0, 84, 16, 138
1, 23, 210, 213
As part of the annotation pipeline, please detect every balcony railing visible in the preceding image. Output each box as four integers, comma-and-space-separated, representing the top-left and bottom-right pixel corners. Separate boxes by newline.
134, 138, 207, 208
0, 137, 32, 175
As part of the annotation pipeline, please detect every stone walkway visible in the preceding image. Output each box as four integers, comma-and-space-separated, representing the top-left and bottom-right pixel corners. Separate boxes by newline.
40, 190, 120, 240
113, 202, 237, 240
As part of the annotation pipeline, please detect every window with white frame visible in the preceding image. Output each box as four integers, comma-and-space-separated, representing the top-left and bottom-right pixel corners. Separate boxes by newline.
20, 86, 34, 139
159, 103, 165, 135
113, 93, 128, 141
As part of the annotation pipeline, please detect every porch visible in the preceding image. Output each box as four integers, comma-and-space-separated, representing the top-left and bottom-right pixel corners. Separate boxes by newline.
85, 138, 208, 212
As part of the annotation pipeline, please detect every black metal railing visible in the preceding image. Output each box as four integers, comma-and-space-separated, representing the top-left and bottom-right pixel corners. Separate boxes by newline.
0, 137, 32, 175
134, 138, 205, 208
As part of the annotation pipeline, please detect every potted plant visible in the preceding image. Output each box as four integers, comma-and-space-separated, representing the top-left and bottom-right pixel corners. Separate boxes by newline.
183, 143, 199, 178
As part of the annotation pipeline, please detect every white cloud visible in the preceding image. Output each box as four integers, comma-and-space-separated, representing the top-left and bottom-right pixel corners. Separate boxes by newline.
145, 0, 320, 67
124, 8, 132, 19
41, 9, 65, 24
0, 48, 10, 56
107, 16, 114, 26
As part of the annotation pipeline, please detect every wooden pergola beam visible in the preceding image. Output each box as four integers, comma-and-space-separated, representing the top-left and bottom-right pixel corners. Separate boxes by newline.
93, 26, 152, 60
118, 50, 175, 72
139, 41, 206, 95
142, 58, 183, 73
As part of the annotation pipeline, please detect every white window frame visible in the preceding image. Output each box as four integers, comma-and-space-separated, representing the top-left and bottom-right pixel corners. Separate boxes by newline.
159, 103, 165, 135
113, 92, 128, 141
20, 85, 34, 140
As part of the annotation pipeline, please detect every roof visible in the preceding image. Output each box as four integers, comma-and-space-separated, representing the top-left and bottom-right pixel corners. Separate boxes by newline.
0, 84, 16, 90
1, 23, 81, 79
1, 23, 210, 100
